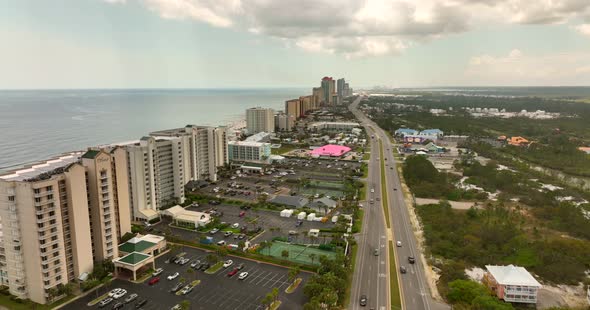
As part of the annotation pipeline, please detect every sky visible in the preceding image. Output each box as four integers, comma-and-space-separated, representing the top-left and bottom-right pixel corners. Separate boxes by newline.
1, 0, 590, 89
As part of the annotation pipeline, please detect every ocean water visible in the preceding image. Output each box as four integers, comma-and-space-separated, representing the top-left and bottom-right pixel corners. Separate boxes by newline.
0, 88, 306, 172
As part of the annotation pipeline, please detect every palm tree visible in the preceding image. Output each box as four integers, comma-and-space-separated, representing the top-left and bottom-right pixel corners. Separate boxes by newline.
281, 250, 289, 259
186, 267, 195, 283
288, 266, 300, 283
180, 300, 191, 310
309, 253, 317, 265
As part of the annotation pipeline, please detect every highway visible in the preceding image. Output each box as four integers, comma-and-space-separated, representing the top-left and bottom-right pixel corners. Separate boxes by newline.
349, 96, 449, 310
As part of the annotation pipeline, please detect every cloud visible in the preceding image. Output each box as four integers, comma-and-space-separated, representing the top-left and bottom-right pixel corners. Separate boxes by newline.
573, 23, 590, 36
103, 0, 590, 58
465, 49, 590, 85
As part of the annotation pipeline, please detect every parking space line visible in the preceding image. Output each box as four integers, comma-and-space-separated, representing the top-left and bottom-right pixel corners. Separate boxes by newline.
256, 271, 276, 285
217, 290, 240, 308
268, 274, 286, 288
260, 273, 280, 288
249, 270, 270, 284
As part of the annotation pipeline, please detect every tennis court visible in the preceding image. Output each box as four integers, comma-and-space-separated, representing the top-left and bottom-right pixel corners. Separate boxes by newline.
261, 242, 336, 265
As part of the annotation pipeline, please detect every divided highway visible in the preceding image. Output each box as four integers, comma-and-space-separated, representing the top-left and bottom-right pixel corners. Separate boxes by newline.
349, 96, 449, 310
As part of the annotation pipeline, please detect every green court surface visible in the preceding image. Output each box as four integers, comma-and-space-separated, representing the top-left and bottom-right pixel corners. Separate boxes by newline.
261, 242, 336, 265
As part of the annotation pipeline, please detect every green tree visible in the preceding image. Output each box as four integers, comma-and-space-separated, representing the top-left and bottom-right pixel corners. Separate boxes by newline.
281, 249, 289, 259
186, 267, 196, 282
288, 266, 301, 283
446, 280, 490, 305
308, 253, 317, 265
206, 254, 218, 264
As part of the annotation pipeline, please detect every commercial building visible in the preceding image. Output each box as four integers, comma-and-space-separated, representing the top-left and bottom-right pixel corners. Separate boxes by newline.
150, 125, 228, 182
228, 141, 271, 164
246, 107, 275, 134
483, 265, 542, 304
309, 145, 352, 157
0, 149, 132, 304
161, 205, 211, 229
275, 112, 295, 132
114, 234, 166, 281
307, 122, 360, 131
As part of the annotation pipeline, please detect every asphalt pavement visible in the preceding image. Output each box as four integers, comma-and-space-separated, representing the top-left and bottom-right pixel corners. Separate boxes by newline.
349, 96, 450, 310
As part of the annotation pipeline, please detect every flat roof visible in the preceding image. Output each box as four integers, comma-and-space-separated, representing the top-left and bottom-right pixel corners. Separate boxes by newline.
309, 144, 351, 157
116, 252, 151, 266
486, 265, 542, 287
0, 152, 83, 182
229, 141, 270, 147
118, 239, 157, 254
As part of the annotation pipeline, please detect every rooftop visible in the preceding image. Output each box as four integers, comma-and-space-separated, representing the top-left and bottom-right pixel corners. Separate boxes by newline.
309, 144, 352, 157
229, 140, 270, 147
485, 265, 542, 287
116, 252, 151, 266
81, 149, 100, 159
118, 239, 157, 254
0, 152, 83, 182
270, 195, 309, 208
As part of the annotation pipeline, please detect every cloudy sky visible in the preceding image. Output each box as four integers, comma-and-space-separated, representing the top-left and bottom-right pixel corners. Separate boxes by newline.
2, 0, 590, 89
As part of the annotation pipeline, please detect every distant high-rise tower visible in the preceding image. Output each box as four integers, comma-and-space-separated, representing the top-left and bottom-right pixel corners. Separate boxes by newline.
321, 77, 335, 105
337, 78, 345, 104
246, 107, 275, 134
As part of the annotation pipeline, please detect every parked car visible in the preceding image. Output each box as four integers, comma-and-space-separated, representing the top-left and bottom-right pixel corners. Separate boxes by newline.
171, 305, 181, 310
98, 298, 114, 308
360, 295, 368, 306
108, 288, 123, 298
112, 302, 124, 310
228, 268, 238, 277
236, 263, 245, 270
170, 282, 183, 293
148, 277, 160, 285
180, 285, 193, 295
224, 231, 233, 237
124, 293, 138, 304
209, 200, 220, 205
152, 268, 164, 277
179, 258, 190, 265
190, 260, 200, 268
295, 220, 303, 227
112, 289, 127, 299
135, 299, 147, 308
408, 256, 415, 264
217, 240, 226, 246
238, 233, 246, 240
167, 272, 179, 280
223, 260, 233, 268
239, 211, 246, 217
231, 223, 240, 229
238, 272, 249, 280
200, 263, 210, 271
210, 228, 219, 235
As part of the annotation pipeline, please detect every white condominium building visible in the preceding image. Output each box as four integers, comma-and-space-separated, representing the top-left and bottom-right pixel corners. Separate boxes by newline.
246, 107, 275, 134
228, 141, 271, 163
150, 125, 228, 182
0, 149, 131, 305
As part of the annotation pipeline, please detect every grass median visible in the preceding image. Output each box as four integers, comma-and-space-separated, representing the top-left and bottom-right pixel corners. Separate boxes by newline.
204, 261, 224, 274
379, 140, 391, 229
389, 242, 402, 309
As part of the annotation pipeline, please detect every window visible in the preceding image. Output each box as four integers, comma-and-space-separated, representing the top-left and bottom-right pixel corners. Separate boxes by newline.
35, 197, 41, 203
34, 189, 40, 194
8, 196, 14, 201
55, 275, 61, 281
52, 244, 58, 249
46, 186, 52, 191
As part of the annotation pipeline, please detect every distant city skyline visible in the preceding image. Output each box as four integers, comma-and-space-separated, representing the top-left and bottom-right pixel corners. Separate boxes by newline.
1, 0, 590, 89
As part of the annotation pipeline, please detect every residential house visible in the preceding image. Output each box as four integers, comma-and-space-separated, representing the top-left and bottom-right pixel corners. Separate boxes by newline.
483, 265, 542, 304
508, 136, 530, 146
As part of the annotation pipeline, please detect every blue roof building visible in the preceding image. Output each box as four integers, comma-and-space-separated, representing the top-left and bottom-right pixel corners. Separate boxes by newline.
395, 128, 419, 136
420, 129, 444, 137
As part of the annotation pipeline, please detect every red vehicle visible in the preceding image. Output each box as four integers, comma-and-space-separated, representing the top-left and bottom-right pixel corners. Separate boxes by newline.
148, 277, 160, 285
227, 268, 238, 277
239, 211, 246, 217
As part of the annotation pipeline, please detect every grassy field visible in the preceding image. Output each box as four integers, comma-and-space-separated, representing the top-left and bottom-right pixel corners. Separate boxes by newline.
389, 242, 402, 309
0, 294, 75, 310
379, 140, 391, 228
271, 144, 298, 155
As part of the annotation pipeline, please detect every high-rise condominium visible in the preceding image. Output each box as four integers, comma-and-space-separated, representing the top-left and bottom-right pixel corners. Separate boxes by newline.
0, 149, 131, 304
246, 107, 275, 134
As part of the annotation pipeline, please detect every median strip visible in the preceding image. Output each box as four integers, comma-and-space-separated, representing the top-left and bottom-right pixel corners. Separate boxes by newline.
389, 242, 402, 309
379, 140, 391, 228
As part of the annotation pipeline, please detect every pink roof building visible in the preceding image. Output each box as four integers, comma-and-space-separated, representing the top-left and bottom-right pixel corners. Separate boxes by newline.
309, 144, 351, 157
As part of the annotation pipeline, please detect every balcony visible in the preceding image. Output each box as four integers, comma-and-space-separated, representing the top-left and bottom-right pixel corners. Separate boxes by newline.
100, 174, 108, 180
34, 190, 53, 198
39, 239, 59, 249
36, 215, 57, 224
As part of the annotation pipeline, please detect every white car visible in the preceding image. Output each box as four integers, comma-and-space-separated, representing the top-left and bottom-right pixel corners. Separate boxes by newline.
180, 285, 193, 295
223, 260, 233, 268
238, 272, 249, 280
396, 241, 402, 247
231, 223, 239, 229
112, 288, 127, 299
108, 288, 124, 298
217, 240, 226, 246
371, 188, 375, 193
167, 272, 179, 280
152, 268, 163, 277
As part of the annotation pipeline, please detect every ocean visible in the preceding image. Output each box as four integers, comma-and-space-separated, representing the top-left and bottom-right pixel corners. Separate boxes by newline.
0, 88, 306, 172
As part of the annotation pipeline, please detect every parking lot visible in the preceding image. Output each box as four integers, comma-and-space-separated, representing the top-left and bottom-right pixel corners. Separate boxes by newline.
159, 202, 336, 245
64, 246, 309, 310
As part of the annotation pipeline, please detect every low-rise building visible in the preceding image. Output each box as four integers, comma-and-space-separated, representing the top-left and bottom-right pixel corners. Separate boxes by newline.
308, 122, 360, 132
483, 265, 542, 304
160, 205, 211, 229
269, 195, 309, 208
309, 145, 352, 158
228, 141, 271, 164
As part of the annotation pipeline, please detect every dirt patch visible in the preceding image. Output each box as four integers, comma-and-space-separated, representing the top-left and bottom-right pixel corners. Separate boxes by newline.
415, 198, 479, 210
537, 283, 588, 309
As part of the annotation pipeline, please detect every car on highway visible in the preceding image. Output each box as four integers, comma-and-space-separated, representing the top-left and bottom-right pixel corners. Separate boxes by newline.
393, 188, 397, 191
376, 197, 380, 201
228, 268, 238, 277
223, 260, 233, 268
370, 188, 375, 193
98, 297, 113, 308
124, 293, 138, 303
167, 272, 179, 280
400, 266, 407, 274
152, 268, 164, 277
396, 240, 402, 247
148, 277, 160, 285
210, 228, 219, 235
359, 295, 367, 306
370, 199, 374, 204
238, 271, 249, 280
408, 256, 415, 264
374, 248, 379, 256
